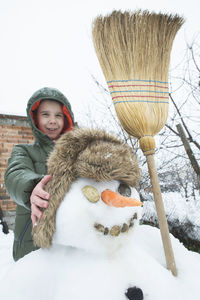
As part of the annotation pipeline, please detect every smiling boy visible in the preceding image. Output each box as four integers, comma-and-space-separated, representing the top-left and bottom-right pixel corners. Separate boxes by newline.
36, 100, 65, 141
4, 87, 75, 261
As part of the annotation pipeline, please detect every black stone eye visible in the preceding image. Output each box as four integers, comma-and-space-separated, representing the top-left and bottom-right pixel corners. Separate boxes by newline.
118, 183, 131, 197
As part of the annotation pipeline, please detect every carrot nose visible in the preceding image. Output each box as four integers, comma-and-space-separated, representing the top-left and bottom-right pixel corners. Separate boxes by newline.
101, 189, 142, 208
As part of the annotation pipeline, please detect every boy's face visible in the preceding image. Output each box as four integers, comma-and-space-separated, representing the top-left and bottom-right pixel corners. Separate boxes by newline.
36, 100, 64, 140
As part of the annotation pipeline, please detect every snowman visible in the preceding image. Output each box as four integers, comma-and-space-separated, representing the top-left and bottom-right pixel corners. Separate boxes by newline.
2, 128, 200, 300
1, 128, 145, 300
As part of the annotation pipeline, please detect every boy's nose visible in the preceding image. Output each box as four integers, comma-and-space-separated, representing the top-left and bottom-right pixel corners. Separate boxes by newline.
49, 117, 56, 123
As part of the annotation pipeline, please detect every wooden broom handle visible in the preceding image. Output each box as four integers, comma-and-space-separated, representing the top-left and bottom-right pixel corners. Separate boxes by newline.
146, 154, 178, 276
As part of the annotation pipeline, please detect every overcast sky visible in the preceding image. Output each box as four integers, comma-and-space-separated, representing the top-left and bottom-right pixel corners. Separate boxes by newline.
0, 0, 199, 117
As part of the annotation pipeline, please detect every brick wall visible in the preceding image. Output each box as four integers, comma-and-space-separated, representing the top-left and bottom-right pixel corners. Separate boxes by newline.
0, 114, 34, 215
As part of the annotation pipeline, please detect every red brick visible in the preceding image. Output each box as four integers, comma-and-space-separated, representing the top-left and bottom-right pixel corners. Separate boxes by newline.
0, 117, 34, 212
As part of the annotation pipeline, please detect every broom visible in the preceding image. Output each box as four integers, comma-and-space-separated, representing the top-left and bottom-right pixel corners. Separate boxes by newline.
92, 10, 184, 276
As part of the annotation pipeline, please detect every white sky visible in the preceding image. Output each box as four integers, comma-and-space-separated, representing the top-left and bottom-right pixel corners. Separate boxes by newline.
0, 0, 199, 117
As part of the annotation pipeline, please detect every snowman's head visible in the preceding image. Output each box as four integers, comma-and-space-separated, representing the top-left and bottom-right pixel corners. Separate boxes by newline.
53, 178, 142, 254
33, 128, 142, 250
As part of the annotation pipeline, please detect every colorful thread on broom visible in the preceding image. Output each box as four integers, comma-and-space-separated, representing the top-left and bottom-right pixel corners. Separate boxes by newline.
112, 95, 168, 100
108, 79, 169, 104
113, 100, 169, 104
108, 84, 168, 89
110, 90, 168, 94
107, 79, 168, 84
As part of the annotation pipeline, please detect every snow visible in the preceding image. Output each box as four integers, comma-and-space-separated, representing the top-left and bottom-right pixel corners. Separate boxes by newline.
143, 191, 200, 240
0, 229, 14, 281
143, 191, 200, 224
0, 179, 200, 300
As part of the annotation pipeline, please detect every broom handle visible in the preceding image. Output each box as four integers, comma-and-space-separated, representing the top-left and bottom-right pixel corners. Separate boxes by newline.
146, 154, 177, 276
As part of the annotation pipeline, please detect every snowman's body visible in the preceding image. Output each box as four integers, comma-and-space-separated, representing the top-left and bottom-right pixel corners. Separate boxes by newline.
0, 178, 145, 300
1, 178, 200, 300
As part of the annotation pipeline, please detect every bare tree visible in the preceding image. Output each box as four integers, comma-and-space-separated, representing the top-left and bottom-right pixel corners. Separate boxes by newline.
83, 36, 200, 200
158, 35, 200, 194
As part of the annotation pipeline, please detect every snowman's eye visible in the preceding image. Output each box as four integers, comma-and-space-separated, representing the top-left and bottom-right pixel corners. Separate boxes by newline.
82, 185, 100, 203
118, 183, 131, 197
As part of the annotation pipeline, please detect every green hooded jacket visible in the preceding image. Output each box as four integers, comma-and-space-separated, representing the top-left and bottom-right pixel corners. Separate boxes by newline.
4, 87, 75, 261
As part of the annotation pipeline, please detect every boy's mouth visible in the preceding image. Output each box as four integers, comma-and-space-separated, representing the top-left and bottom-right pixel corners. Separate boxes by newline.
47, 128, 58, 131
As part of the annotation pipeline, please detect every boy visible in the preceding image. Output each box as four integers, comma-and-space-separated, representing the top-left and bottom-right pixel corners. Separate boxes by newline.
4, 87, 75, 261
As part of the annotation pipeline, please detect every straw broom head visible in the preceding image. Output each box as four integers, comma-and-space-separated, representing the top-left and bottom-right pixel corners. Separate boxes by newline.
92, 10, 184, 155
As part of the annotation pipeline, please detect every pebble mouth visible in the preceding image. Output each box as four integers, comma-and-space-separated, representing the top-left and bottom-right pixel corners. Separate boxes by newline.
94, 213, 138, 237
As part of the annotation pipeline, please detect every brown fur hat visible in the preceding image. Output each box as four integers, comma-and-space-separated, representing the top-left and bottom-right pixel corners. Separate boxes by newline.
32, 127, 141, 248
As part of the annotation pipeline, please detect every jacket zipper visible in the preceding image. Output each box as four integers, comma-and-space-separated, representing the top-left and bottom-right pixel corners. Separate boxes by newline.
19, 218, 32, 247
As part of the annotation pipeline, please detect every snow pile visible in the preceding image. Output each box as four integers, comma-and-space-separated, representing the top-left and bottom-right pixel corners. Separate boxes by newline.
1, 226, 200, 300
142, 191, 200, 241
0, 227, 14, 281
0, 180, 200, 300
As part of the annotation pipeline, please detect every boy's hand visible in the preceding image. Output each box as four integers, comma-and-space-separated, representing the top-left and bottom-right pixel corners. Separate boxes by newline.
30, 175, 52, 226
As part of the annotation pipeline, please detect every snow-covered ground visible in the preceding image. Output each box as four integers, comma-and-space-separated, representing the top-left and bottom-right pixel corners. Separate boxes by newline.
143, 191, 200, 225
0, 181, 200, 300
142, 191, 200, 241
0, 228, 14, 281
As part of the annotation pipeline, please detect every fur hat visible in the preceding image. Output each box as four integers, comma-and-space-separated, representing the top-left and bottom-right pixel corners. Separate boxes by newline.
32, 128, 141, 248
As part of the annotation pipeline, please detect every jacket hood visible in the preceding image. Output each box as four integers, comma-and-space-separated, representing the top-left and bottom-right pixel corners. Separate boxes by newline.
26, 87, 75, 144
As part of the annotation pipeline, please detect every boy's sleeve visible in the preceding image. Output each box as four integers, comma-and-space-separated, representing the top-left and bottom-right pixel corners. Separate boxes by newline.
4, 145, 44, 211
